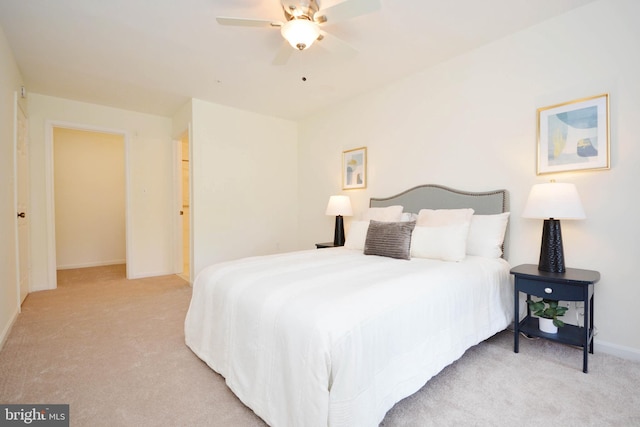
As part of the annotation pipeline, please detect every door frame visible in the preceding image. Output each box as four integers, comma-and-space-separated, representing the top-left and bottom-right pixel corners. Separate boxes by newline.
44, 120, 132, 288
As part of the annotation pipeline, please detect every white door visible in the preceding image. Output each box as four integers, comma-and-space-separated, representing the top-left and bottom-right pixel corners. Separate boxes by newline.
16, 101, 30, 304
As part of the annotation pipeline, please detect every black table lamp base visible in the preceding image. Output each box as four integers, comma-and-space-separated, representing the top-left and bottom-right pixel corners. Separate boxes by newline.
538, 218, 565, 273
333, 215, 345, 246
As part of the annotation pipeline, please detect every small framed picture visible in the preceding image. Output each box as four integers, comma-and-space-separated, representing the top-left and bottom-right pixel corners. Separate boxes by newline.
342, 147, 367, 189
537, 94, 610, 175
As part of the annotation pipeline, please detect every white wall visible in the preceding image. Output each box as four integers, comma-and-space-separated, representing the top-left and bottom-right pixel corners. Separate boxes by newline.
24, 93, 300, 288
190, 99, 299, 276
53, 127, 126, 269
298, 0, 640, 356
0, 25, 23, 347
172, 100, 192, 140
28, 94, 176, 288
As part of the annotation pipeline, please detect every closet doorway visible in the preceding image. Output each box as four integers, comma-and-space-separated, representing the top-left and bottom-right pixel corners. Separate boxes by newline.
178, 132, 190, 281
53, 127, 126, 273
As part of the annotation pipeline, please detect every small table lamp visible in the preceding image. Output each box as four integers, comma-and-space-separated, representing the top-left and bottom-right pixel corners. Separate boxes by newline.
325, 195, 353, 246
522, 182, 586, 273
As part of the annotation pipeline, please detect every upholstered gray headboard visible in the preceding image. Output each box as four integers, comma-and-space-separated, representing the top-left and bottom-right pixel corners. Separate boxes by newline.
370, 184, 508, 215
370, 184, 509, 257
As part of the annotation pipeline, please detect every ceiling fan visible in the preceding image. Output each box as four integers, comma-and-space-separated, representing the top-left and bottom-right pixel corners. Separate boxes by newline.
216, 0, 381, 65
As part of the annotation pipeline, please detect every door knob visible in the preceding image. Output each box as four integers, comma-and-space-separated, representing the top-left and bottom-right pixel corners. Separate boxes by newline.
17, 212, 26, 218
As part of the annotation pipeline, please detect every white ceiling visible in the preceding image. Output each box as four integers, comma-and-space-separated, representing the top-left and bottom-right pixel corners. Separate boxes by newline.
0, 0, 598, 121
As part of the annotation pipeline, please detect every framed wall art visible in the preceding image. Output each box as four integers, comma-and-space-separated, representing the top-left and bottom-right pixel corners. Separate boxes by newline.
342, 147, 367, 189
537, 93, 610, 175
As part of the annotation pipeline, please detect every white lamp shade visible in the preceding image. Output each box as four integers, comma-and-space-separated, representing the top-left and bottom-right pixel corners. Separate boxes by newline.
522, 182, 586, 219
325, 195, 353, 216
281, 19, 320, 50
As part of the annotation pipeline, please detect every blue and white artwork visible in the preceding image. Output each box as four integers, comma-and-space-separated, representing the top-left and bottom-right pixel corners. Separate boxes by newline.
538, 94, 609, 174
547, 105, 598, 165
343, 147, 367, 189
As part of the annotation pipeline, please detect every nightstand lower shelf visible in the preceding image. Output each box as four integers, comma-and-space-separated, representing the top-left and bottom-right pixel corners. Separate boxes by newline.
519, 317, 593, 349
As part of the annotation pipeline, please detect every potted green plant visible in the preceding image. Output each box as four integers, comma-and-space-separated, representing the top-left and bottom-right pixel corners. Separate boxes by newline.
526, 298, 568, 334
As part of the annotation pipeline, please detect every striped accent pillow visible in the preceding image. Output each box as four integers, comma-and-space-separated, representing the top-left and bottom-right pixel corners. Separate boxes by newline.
364, 220, 416, 260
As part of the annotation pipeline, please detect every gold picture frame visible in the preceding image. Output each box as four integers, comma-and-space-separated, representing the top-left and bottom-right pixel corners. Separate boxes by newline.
342, 147, 367, 189
537, 93, 610, 175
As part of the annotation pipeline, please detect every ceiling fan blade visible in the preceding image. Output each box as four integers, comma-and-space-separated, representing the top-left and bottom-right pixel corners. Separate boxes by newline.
272, 41, 294, 66
315, 0, 381, 25
216, 17, 282, 28
317, 30, 357, 59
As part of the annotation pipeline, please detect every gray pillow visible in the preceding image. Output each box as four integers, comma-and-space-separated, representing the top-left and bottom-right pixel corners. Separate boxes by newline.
364, 220, 416, 260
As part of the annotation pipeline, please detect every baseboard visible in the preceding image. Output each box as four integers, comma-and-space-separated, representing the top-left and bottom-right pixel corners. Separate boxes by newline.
595, 339, 640, 362
0, 307, 19, 352
56, 259, 126, 270
127, 269, 176, 280
177, 273, 192, 285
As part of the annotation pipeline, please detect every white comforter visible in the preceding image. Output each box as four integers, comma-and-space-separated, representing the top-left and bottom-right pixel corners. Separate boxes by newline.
185, 248, 513, 427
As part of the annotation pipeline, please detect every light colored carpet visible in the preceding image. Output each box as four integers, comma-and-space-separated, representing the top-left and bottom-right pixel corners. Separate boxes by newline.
1, 265, 639, 426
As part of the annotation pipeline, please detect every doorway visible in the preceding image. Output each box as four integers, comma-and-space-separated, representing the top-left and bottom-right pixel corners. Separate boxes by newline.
52, 127, 126, 272
179, 132, 190, 281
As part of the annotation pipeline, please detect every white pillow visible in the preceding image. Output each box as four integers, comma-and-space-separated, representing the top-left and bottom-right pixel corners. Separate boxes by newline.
362, 205, 403, 222
400, 212, 418, 222
466, 212, 510, 258
416, 208, 475, 226
344, 220, 370, 250
410, 223, 470, 262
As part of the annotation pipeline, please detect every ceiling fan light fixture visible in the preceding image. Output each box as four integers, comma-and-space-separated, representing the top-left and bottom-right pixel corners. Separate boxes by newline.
281, 19, 320, 50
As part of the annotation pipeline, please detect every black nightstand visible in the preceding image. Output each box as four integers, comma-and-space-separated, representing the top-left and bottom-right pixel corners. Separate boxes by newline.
315, 242, 341, 249
511, 264, 600, 373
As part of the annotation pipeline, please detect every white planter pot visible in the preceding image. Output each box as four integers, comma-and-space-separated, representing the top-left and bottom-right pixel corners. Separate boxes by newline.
539, 317, 558, 334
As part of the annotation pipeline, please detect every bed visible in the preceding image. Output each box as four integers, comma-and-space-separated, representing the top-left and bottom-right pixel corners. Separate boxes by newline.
185, 184, 513, 427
